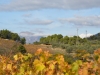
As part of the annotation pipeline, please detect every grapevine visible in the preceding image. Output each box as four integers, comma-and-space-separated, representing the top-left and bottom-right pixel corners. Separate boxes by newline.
0, 48, 99, 75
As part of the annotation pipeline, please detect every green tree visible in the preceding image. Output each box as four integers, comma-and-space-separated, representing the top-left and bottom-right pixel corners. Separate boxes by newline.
0, 29, 21, 42
18, 45, 26, 53
63, 36, 69, 44
57, 34, 63, 39
68, 37, 76, 45
0, 29, 12, 39
20, 37, 26, 44
40, 37, 46, 44
11, 33, 20, 41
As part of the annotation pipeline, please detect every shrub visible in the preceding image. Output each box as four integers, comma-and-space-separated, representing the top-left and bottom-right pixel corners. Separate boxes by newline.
18, 45, 26, 54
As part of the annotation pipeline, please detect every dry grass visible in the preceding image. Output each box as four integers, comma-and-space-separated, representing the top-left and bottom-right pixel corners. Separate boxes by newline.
0, 38, 67, 55
24, 44, 52, 53
24, 44, 67, 55
0, 38, 21, 55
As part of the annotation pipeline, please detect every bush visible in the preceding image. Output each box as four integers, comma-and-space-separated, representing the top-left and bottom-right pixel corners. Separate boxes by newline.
66, 45, 76, 53
52, 43, 60, 48
64, 54, 76, 64
18, 45, 26, 54
20, 37, 26, 44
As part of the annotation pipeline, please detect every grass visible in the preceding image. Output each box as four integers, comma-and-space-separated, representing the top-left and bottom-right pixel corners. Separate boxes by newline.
0, 38, 21, 56
24, 44, 67, 55
0, 38, 67, 56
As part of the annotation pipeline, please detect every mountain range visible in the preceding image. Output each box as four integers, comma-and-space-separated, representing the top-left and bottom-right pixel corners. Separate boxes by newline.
20, 35, 42, 44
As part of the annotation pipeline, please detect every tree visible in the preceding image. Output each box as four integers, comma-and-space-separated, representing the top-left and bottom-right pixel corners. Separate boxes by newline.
63, 36, 69, 44
0, 29, 21, 42
20, 37, 26, 44
11, 33, 20, 41
57, 34, 63, 39
0, 29, 12, 39
40, 37, 46, 44
18, 45, 26, 53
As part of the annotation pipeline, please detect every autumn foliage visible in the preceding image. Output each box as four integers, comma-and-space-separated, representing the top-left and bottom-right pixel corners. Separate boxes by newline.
0, 49, 100, 75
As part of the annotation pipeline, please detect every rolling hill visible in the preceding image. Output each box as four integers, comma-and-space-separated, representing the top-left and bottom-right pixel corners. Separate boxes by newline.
0, 38, 21, 56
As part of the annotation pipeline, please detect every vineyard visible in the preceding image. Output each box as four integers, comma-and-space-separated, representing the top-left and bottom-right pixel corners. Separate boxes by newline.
0, 48, 100, 75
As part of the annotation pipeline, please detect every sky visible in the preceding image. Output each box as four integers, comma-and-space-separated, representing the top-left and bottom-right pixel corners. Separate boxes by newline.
0, 0, 100, 38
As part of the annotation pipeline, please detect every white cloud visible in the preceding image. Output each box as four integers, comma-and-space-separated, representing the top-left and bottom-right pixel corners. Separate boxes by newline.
59, 16, 100, 27
23, 19, 53, 25
0, 0, 100, 11
79, 33, 93, 38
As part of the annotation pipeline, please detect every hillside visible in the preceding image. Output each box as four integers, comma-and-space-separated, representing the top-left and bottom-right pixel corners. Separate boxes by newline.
24, 44, 67, 55
0, 38, 21, 56
0, 37, 66, 56
88, 32, 100, 40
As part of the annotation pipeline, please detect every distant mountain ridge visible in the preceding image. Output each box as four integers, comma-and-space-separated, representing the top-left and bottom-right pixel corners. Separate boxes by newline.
20, 35, 42, 44
88, 32, 100, 40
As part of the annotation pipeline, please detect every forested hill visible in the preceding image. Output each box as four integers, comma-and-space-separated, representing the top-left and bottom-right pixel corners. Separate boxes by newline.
88, 33, 100, 40
0, 29, 26, 44
0, 29, 27, 55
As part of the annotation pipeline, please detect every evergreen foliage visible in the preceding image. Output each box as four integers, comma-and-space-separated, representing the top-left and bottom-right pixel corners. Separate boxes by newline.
18, 45, 26, 53
0, 29, 26, 44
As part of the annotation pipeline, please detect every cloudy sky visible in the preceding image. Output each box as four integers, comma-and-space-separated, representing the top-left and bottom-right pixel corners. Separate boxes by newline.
0, 0, 100, 38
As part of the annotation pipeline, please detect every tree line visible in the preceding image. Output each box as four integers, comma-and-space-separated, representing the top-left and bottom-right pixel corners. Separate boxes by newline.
34, 34, 87, 45
34, 34, 100, 54
88, 33, 100, 40
0, 29, 26, 44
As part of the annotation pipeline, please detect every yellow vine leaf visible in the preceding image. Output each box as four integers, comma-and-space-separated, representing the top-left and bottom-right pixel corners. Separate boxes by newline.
7, 64, 12, 70
13, 54, 18, 61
